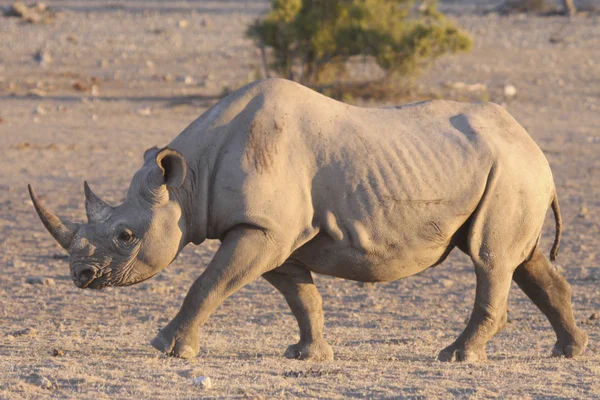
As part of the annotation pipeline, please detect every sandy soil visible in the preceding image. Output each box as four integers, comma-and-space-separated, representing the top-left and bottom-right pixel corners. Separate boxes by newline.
1, 1, 599, 398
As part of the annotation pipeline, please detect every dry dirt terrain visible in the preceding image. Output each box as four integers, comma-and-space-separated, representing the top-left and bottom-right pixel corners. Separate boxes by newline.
1, 1, 599, 399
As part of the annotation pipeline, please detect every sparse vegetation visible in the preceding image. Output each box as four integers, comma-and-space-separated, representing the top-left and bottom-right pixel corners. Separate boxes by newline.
247, 0, 472, 93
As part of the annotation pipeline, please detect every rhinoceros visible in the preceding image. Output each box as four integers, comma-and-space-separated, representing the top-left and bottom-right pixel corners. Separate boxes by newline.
29, 78, 587, 362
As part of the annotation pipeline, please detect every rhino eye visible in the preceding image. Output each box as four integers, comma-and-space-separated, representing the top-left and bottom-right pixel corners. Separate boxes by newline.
118, 230, 134, 243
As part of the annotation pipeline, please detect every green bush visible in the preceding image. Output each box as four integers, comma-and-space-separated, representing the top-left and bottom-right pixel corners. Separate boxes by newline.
247, 0, 473, 89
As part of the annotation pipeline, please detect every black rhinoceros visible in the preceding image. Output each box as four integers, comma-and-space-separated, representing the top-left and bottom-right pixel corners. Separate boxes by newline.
29, 78, 587, 362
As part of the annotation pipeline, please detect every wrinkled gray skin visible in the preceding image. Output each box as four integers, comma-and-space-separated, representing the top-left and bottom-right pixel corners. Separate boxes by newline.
30, 78, 587, 362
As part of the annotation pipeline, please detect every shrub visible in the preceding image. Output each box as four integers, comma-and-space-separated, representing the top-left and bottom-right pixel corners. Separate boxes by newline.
247, 0, 472, 89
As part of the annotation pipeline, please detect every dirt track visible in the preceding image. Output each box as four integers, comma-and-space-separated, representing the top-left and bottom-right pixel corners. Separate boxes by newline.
1, 1, 599, 398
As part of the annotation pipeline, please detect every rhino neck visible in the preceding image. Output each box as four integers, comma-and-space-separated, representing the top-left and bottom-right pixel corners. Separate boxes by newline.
170, 157, 211, 247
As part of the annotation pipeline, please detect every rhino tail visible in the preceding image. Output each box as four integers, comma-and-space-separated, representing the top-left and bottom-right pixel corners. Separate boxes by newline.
550, 191, 562, 262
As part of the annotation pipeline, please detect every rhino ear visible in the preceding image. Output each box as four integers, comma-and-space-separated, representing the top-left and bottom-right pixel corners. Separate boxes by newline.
143, 146, 159, 163
154, 148, 187, 188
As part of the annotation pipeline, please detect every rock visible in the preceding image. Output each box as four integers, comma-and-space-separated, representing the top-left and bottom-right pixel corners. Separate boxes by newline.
178, 19, 189, 28
503, 84, 517, 98
11, 328, 37, 337
28, 374, 54, 390
52, 348, 64, 357
192, 376, 212, 389
26, 276, 55, 286
590, 312, 599, 320
4, 1, 56, 23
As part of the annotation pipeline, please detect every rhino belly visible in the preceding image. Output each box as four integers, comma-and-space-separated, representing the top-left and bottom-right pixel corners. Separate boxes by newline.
290, 231, 453, 282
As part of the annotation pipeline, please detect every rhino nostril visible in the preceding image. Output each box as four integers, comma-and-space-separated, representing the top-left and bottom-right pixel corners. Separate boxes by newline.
76, 267, 97, 288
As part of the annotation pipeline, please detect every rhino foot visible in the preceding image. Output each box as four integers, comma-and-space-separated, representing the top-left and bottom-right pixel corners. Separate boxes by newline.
552, 329, 588, 358
438, 344, 487, 363
284, 339, 334, 361
150, 324, 200, 359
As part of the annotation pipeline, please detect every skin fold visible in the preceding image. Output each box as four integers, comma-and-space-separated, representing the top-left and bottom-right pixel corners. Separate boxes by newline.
30, 78, 587, 361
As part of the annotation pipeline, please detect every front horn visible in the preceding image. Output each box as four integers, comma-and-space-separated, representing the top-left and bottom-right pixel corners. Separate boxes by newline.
28, 184, 79, 250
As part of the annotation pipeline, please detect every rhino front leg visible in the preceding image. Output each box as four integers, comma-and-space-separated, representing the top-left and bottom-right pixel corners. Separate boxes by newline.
438, 265, 513, 362
263, 263, 333, 361
513, 248, 587, 358
151, 227, 288, 359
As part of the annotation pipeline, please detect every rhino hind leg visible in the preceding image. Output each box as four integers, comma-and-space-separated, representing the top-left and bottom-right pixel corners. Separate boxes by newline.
263, 263, 334, 361
513, 248, 588, 358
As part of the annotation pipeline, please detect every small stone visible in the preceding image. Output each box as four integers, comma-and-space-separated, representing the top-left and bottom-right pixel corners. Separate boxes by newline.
192, 376, 212, 389
52, 348, 64, 357
579, 206, 589, 217
91, 85, 99, 96
72, 81, 87, 91
27, 88, 47, 97
98, 59, 109, 68
26, 276, 55, 286
437, 278, 454, 288
137, 107, 152, 116
590, 313, 599, 320
178, 75, 195, 85
504, 84, 517, 98
35, 105, 47, 115
178, 19, 189, 28
34, 49, 52, 65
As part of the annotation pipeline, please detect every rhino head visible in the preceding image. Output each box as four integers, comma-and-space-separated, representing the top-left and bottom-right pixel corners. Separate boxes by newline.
29, 147, 189, 289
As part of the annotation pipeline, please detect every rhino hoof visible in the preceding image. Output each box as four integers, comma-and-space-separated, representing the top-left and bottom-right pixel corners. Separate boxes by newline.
552, 330, 588, 358
438, 345, 487, 363
284, 339, 334, 361
150, 328, 199, 359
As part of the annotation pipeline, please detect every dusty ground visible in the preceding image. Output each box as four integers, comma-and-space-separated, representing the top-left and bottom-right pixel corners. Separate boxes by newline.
1, 1, 599, 398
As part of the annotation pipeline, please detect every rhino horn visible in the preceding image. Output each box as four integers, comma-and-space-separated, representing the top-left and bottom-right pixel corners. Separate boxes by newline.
28, 184, 79, 250
84, 181, 113, 223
